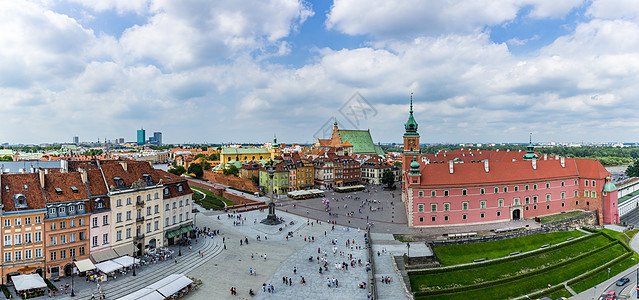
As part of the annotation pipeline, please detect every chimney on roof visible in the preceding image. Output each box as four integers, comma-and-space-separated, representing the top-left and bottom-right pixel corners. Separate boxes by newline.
61, 160, 68, 173
555, 155, 559, 160
561, 157, 565, 168
518, 149, 521, 152
507, 149, 510, 152
544, 154, 548, 160
79, 168, 88, 184
484, 160, 489, 173
532, 158, 537, 170
120, 161, 128, 172
449, 161, 454, 174
38, 169, 45, 189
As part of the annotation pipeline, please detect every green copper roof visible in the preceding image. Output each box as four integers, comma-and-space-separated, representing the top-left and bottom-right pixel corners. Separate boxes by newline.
221, 147, 271, 155
404, 94, 419, 136
337, 129, 379, 154
522, 134, 539, 160
409, 160, 420, 175
603, 182, 617, 192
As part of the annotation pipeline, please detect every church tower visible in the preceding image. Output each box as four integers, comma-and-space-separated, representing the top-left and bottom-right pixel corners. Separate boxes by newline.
403, 94, 420, 171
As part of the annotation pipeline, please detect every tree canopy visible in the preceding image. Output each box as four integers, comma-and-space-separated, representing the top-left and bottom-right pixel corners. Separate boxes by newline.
168, 166, 186, 176
223, 165, 239, 176
626, 160, 639, 177
381, 169, 395, 187
188, 163, 203, 178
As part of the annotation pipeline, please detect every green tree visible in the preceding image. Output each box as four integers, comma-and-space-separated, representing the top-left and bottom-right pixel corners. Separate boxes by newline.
223, 165, 239, 176
626, 160, 639, 177
381, 168, 395, 187
188, 163, 204, 178
168, 166, 186, 176
200, 160, 211, 171
0, 155, 12, 161
208, 153, 219, 160
84, 149, 103, 156
251, 175, 259, 186
194, 153, 206, 160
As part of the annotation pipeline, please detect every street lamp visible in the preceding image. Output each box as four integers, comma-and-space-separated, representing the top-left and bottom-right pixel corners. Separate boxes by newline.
71, 259, 76, 297
407, 243, 410, 257
132, 239, 137, 276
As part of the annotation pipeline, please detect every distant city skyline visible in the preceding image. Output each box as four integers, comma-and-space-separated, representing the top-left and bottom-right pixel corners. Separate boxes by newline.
2, 1, 639, 144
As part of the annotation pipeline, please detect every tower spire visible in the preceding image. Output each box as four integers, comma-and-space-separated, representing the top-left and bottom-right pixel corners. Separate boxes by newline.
410, 92, 413, 113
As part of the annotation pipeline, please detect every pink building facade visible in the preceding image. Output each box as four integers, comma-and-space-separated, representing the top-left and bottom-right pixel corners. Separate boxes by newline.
401, 99, 619, 227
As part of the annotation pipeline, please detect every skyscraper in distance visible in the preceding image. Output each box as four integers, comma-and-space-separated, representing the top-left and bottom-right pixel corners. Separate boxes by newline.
153, 132, 162, 146
73, 136, 79, 144
137, 128, 145, 145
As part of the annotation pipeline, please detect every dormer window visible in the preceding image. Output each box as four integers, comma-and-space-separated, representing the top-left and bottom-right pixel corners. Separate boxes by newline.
113, 177, 125, 188
13, 194, 28, 208
95, 198, 104, 209
24, 185, 28, 191
49, 208, 55, 214
55, 188, 63, 195
142, 174, 152, 185
59, 207, 65, 213
5, 186, 8, 192
164, 188, 170, 196
71, 186, 78, 193
78, 204, 84, 211
177, 185, 184, 193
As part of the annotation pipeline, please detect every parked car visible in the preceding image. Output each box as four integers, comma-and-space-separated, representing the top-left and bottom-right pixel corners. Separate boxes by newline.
606, 290, 616, 300
616, 277, 630, 286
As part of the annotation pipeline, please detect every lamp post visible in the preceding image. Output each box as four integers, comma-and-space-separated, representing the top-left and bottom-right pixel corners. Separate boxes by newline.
407, 243, 410, 257
132, 239, 137, 276
71, 259, 76, 297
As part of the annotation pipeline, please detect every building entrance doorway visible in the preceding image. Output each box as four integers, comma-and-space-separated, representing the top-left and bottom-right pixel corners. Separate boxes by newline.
512, 209, 521, 220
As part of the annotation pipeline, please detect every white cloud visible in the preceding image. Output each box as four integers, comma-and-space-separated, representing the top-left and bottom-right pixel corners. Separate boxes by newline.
326, 0, 582, 38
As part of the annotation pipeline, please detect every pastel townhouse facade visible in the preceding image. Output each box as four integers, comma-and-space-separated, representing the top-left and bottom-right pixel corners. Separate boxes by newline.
0, 173, 46, 284
162, 175, 194, 246
101, 161, 164, 256
84, 169, 112, 255
401, 98, 619, 227
42, 172, 91, 278
259, 161, 289, 195
312, 159, 334, 189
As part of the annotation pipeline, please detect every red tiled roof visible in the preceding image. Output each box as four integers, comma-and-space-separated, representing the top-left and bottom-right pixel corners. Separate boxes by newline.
0, 173, 46, 211
414, 157, 609, 187
43, 172, 90, 203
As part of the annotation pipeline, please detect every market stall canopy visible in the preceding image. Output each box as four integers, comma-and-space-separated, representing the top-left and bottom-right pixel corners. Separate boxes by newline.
115, 288, 164, 300
74, 259, 96, 273
165, 225, 194, 239
112, 255, 140, 268
12, 274, 47, 291
91, 249, 118, 263
113, 244, 134, 257
95, 260, 122, 274
147, 274, 193, 297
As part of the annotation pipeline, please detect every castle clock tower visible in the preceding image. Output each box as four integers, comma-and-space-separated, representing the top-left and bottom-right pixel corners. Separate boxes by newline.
403, 94, 420, 171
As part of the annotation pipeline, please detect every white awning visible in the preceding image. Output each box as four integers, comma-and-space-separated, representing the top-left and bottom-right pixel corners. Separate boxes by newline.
115, 288, 164, 300
112, 255, 140, 268
12, 274, 47, 291
113, 243, 135, 257
147, 274, 193, 297
91, 249, 118, 263
95, 260, 123, 274
74, 259, 96, 273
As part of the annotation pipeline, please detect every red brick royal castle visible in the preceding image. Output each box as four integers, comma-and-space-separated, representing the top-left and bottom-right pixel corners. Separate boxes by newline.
401, 96, 619, 227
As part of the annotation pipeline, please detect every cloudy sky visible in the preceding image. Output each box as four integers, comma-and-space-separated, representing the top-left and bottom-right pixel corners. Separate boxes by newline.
2, 0, 639, 145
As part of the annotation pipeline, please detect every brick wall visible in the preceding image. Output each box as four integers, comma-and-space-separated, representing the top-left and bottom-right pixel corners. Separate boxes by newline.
203, 170, 260, 193
187, 180, 264, 209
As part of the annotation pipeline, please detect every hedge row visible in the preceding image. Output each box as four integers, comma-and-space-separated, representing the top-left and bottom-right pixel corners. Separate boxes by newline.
413, 240, 622, 297
409, 232, 601, 276
526, 284, 567, 300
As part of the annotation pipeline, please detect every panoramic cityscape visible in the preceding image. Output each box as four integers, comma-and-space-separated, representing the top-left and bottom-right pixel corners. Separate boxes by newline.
3, 1, 639, 300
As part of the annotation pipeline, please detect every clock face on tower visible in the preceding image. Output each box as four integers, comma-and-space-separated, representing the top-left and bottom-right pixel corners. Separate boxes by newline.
409, 139, 415, 146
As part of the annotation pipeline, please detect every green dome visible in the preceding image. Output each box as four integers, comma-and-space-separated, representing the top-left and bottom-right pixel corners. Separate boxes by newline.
410, 160, 420, 168
603, 182, 617, 192
404, 95, 419, 137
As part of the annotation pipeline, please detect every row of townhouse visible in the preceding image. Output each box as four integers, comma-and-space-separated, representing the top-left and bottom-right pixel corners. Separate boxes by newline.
0, 160, 193, 284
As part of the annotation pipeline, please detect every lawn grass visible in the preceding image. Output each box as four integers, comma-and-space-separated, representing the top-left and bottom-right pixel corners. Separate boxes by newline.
416, 244, 628, 300
539, 210, 588, 224
570, 253, 639, 293
411, 235, 612, 291
545, 288, 573, 299
190, 186, 236, 210
432, 230, 586, 266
